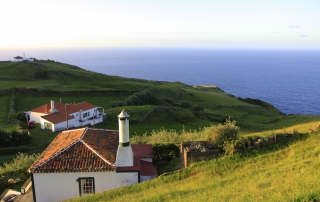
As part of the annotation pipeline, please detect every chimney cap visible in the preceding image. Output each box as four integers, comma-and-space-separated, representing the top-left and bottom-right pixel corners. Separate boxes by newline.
118, 109, 129, 118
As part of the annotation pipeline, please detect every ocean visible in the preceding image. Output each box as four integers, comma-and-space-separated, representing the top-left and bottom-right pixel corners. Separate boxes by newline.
1, 48, 320, 115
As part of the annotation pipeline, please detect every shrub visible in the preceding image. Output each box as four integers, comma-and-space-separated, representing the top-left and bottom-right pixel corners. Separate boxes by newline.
131, 132, 149, 144
190, 104, 204, 112
160, 97, 174, 105
109, 100, 125, 108
0, 129, 31, 147
180, 101, 191, 108
110, 90, 159, 107
16, 111, 27, 122
125, 90, 158, 106
0, 153, 39, 190
152, 143, 180, 163
205, 117, 240, 148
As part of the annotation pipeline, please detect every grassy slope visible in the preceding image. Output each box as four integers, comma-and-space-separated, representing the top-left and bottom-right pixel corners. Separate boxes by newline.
66, 130, 320, 202
0, 60, 319, 133
1, 61, 320, 200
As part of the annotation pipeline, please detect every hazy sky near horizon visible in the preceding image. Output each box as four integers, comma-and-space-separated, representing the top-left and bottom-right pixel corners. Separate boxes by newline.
1, 0, 320, 49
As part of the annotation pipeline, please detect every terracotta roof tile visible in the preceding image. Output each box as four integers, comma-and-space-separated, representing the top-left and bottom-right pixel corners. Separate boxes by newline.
132, 144, 154, 158
41, 112, 75, 124
29, 101, 98, 124
30, 101, 97, 114
30, 103, 66, 114
28, 128, 118, 173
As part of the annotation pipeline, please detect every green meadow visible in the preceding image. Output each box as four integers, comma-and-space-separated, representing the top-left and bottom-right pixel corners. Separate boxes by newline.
0, 60, 319, 201
66, 131, 320, 202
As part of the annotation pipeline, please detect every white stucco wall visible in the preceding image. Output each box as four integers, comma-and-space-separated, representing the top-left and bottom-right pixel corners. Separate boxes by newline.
33, 171, 138, 202
13, 58, 24, 62
29, 112, 47, 123
53, 120, 74, 132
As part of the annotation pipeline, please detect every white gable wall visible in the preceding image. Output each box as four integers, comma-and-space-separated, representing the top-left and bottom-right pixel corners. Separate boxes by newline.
53, 119, 76, 132
29, 112, 47, 123
30, 106, 104, 132
13, 58, 24, 62
33, 171, 138, 202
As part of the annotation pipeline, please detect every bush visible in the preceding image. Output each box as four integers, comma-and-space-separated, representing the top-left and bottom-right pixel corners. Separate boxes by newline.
0, 129, 31, 147
152, 143, 180, 163
180, 101, 191, 108
125, 90, 158, 106
110, 90, 159, 107
190, 104, 204, 112
205, 117, 240, 148
16, 111, 27, 122
131, 127, 208, 144
109, 100, 125, 107
0, 153, 39, 191
159, 97, 174, 105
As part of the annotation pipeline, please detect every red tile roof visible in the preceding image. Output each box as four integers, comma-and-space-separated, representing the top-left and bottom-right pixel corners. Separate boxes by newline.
28, 127, 156, 175
140, 160, 157, 176
132, 144, 154, 158
30, 102, 66, 114
41, 112, 75, 124
30, 101, 98, 124
30, 101, 96, 114
28, 128, 118, 173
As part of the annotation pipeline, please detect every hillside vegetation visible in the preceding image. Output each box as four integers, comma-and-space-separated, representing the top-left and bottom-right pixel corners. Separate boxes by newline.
1, 60, 320, 200
65, 130, 320, 202
0, 60, 318, 135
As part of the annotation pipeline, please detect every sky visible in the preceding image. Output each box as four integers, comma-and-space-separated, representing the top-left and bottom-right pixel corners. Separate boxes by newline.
1, 0, 320, 49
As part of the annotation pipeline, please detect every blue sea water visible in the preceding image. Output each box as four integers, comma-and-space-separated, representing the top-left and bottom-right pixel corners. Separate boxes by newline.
1, 48, 320, 115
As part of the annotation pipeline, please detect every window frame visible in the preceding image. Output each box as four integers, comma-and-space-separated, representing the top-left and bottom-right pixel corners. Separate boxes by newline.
82, 112, 90, 119
77, 177, 95, 196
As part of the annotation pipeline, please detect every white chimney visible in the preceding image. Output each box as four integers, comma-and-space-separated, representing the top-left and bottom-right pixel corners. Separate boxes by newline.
50, 100, 57, 113
79, 107, 83, 122
115, 109, 134, 167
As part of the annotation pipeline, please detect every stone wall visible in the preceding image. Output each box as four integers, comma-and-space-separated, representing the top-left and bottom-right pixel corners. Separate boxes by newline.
180, 141, 220, 168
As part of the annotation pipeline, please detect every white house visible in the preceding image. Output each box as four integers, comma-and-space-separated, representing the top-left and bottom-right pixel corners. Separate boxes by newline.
28, 110, 157, 202
25, 100, 106, 132
13, 53, 35, 62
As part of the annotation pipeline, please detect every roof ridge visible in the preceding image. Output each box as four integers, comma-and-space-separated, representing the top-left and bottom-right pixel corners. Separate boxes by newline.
29, 139, 82, 173
80, 138, 116, 167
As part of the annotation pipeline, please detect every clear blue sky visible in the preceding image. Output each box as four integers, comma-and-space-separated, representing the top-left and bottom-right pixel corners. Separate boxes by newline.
1, 0, 319, 49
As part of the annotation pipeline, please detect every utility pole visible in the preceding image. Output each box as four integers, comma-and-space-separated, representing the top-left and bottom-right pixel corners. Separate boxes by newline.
65, 105, 68, 130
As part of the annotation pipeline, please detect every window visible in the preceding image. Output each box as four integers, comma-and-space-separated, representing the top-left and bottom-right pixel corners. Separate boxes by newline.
83, 112, 90, 119
78, 177, 95, 196
44, 122, 52, 130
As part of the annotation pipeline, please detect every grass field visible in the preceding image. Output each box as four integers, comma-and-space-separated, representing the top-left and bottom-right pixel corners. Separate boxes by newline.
65, 130, 320, 202
0, 60, 320, 200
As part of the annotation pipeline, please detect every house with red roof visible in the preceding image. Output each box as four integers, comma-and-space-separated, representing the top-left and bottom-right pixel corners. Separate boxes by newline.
25, 100, 106, 132
28, 110, 157, 202
13, 53, 35, 62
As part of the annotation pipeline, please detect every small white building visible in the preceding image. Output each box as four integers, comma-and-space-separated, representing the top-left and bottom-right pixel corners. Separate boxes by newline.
25, 100, 106, 132
28, 110, 157, 202
12, 53, 35, 62
13, 56, 24, 62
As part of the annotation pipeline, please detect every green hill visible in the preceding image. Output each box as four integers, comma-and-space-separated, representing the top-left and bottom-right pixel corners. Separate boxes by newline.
1, 60, 320, 201
66, 131, 320, 202
0, 60, 318, 135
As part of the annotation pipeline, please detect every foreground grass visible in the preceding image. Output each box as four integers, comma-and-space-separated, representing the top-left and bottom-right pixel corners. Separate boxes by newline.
66, 131, 320, 202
